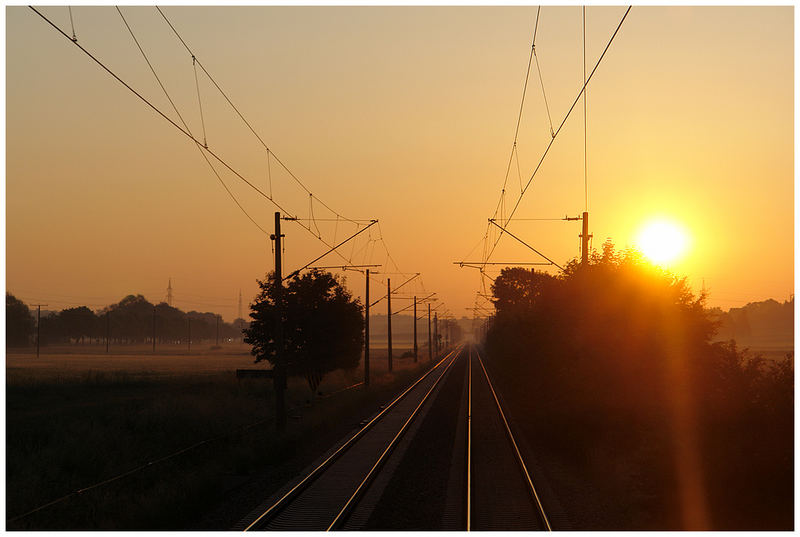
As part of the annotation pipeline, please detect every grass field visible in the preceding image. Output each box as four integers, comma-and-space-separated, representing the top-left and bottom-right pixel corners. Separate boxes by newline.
6, 345, 439, 529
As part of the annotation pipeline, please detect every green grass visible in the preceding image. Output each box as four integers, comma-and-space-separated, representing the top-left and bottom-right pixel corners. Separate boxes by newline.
6, 350, 436, 529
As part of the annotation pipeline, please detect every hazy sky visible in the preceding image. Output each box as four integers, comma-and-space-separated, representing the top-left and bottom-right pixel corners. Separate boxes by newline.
6, 5, 794, 320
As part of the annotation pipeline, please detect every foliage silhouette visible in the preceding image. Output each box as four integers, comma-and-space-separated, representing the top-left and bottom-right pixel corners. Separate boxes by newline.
58, 306, 98, 344
244, 270, 364, 393
484, 241, 792, 529
6, 293, 35, 347
7, 293, 245, 347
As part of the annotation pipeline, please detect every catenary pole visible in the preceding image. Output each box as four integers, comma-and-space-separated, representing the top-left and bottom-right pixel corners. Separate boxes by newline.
434, 313, 438, 355
272, 211, 287, 432
413, 296, 418, 362
32, 304, 47, 358
581, 211, 591, 265
364, 268, 370, 387
428, 303, 432, 361
387, 278, 392, 372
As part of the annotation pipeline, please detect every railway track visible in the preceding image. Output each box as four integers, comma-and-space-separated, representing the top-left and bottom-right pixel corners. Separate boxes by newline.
467, 345, 551, 531
235, 345, 464, 531
235, 343, 553, 531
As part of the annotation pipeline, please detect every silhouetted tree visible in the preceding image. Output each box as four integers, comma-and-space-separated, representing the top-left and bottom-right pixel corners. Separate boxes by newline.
101, 294, 154, 343
59, 306, 98, 344
6, 293, 34, 347
39, 312, 63, 345
484, 242, 793, 529
244, 270, 364, 393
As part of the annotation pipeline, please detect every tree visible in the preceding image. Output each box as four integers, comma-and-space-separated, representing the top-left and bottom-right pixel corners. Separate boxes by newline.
103, 294, 154, 343
491, 267, 556, 317
482, 243, 793, 529
244, 270, 364, 393
59, 306, 98, 344
6, 293, 34, 347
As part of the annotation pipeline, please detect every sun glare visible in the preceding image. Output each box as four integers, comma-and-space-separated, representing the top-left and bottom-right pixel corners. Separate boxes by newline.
635, 219, 690, 266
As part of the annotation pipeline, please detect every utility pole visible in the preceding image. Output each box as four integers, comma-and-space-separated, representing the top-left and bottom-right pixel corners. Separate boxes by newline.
188, 316, 191, 353
581, 211, 591, 265
238, 289, 244, 342
215, 314, 220, 346
271, 211, 287, 432
434, 313, 438, 355
32, 304, 46, 358
364, 269, 370, 387
387, 278, 393, 372
413, 296, 418, 362
428, 303, 432, 361
105, 311, 110, 353
152, 305, 156, 353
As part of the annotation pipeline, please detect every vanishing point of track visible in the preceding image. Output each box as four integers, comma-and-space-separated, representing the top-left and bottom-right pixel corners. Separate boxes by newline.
235, 344, 552, 531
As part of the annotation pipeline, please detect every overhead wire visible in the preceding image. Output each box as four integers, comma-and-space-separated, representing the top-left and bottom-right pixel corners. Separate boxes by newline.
119, 6, 374, 272
153, 9, 408, 281
533, 43, 555, 137
154, 6, 359, 226
465, 6, 631, 317
490, 6, 538, 226
30, 6, 376, 275
515, 145, 524, 194
31, 6, 433, 311
583, 6, 588, 212
266, 148, 273, 199
483, 6, 632, 265
192, 55, 208, 148
67, 5, 76, 41
115, 6, 268, 235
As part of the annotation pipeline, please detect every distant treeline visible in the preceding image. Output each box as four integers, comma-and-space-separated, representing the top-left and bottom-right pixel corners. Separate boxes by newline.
5, 292, 471, 349
6, 293, 248, 347
711, 297, 794, 348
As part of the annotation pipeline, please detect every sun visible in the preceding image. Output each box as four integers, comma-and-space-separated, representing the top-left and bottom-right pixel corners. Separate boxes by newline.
635, 219, 690, 266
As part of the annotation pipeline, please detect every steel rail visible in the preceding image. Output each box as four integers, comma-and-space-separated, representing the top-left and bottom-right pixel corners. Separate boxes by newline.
242, 345, 462, 531
466, 346, 473, 531
327, 346, 463, 530
474, 347, 552, 531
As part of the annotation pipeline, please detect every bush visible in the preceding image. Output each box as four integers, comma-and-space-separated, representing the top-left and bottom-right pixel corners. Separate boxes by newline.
485, 242, 792, 529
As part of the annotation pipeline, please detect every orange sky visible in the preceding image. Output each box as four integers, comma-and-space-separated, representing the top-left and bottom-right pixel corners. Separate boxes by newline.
5, 6, 794, 321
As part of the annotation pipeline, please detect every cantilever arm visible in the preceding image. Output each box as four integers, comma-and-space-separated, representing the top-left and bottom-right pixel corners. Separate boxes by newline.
369, 273, 420, 308
285, 220, 378, 280
487, 219, 564, 271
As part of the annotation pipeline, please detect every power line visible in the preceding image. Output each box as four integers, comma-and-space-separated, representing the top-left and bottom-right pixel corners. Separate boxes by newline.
67, 5, 76, 41
121, 11, 267, 233
192, 55, 208, 148
285, 220, 378, 280
149, 7, 398, 272
484, 6, 632, 265
154, 6, 359, 226
492, 7, 540, 220
29, 7, 291, 218
533, 48, 555, 137
463, 7, 631, 313
115, 6, 269, 236
583, 6, 588, 213
29, 6, 374, 274
31, 6, 431, 310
